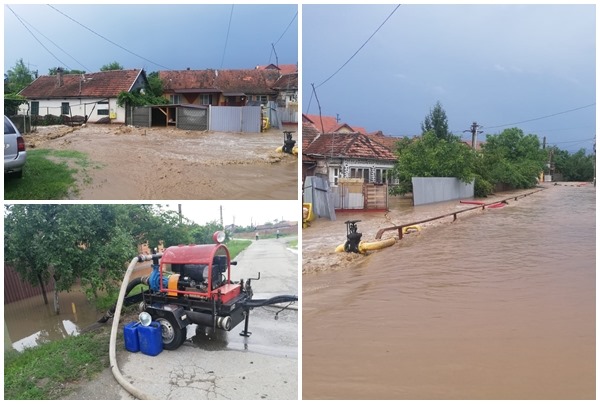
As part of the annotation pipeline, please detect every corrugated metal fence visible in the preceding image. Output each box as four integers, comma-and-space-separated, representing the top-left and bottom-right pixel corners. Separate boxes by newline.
303, 176, 336, 220
412, 177, 474, 206
4, 264, 55, 304
209, 106, 261, 133
176, 107, 208, 131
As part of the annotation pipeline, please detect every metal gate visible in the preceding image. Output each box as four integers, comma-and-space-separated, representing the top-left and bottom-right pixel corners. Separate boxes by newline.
176, 107, 208, 131
128, 106, 151, 127
333, 179, 364, 209
209, 106, 261, 132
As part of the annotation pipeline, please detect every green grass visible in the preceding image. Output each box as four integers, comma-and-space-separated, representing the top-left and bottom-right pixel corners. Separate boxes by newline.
287, 239, 298, 249
4, 331, 110, 400
226, 239, 252, 259
4, 149, 95, 200
94, 284, 149, 312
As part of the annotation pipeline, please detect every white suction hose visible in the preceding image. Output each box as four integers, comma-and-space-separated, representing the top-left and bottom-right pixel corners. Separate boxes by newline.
109, 254, 161, 400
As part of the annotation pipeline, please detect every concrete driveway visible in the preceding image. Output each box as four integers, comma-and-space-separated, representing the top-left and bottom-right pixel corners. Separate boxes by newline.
66, 237, 298, 400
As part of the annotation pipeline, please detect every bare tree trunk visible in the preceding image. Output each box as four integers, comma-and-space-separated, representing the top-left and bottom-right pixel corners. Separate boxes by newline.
37, 273, 48, 305
53, 288, 60, 315
52, 274, 60, 315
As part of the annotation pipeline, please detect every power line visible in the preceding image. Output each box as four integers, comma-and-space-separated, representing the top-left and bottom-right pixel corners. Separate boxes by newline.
12, 9, 90, 72
269, 11, 298, 65
8, 5, 71, 71
47, 4, 173, 70
274, 11, 297, 46
316, 4, 400, 89
485, 103, 596, 129
220, 5, 234, 69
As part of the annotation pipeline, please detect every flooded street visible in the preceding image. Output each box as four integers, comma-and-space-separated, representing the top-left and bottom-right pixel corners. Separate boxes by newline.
303, 184, 595, 399
25, 124, 298, 200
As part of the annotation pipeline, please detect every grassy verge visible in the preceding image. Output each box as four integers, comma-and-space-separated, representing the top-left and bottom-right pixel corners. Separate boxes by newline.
287, 239, 298, 249
4, 149, 97, 200
4, 330, 111, 400
226, 239, 252, 259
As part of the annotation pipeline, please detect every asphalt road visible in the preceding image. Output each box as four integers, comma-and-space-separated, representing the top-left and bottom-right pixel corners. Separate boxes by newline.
65, 237, 298, 400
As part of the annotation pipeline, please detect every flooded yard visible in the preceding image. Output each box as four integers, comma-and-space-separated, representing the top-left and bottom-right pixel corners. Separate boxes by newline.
23, 124, 298, 200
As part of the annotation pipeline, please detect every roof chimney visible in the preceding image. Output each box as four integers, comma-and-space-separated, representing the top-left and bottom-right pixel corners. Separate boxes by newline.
56, 67, 64, 88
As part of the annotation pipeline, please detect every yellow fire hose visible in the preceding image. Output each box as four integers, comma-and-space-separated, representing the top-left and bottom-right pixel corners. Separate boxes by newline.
335, 237, 397, 254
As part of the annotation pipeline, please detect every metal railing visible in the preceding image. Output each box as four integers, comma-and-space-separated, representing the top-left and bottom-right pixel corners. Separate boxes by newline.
375, 188, 545, 240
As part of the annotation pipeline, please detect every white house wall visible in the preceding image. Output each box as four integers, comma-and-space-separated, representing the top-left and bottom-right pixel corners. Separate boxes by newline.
341, 159, 395, 183
19, 98, 127, 123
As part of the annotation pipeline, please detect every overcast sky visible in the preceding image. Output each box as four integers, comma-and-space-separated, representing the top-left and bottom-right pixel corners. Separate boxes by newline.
303, 4, 596, 153
4, 4, 297, 73
162, 201, 298, 228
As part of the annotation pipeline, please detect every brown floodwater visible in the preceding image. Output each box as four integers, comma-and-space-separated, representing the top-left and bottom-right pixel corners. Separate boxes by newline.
4, 263, 153, 352
4, 288, 103, 352
303, 184, 595, 399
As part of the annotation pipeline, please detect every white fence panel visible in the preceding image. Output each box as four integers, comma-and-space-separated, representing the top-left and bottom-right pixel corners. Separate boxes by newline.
209, 106, 261, 133
412, 177, 474, 206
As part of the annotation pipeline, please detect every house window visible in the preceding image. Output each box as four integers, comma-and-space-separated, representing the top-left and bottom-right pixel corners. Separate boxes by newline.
375, 169, 388, 184
256, 95, 268, 105
170, 94, 180, 104
61, 102, 70, 115
31, 101, 39, 116
97, 100, 109, 116
330, 167, 339, 186
201, 94, 212, 105
363, 168, 370, 183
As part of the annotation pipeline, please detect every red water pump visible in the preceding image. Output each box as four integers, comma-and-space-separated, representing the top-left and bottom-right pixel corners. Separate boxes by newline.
102, 232, 297, 350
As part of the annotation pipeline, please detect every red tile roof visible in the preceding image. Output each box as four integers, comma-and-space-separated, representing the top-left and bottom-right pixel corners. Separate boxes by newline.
368, 130, 402, 151
256, 64, 298, 75
303, 114, 367, 134
304, 131, 396, 161
160, 69, 218, 92
302, 120, 320, 150
160, 68, 282, 95
19, 69, 144, 99
272, 73, 298, 90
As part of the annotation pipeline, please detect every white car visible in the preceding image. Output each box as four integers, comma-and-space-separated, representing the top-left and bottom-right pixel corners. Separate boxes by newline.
4, 115, 27, 178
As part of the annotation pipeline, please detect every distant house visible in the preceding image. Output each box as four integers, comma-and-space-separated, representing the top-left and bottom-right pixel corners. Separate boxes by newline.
302, 116, 397, 186
18, 68, 147, 124
303, 113, 367, 135
159, 67, 295, 107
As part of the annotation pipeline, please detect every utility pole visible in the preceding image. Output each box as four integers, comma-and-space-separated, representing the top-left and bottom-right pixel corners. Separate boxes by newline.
178, 204, 182, 224
463, 122, 483, 150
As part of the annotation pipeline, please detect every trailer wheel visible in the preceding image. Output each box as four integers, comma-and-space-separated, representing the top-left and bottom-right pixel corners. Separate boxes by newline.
155, 317, 186, 350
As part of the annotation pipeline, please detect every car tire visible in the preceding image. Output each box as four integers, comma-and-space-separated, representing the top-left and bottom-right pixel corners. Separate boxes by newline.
155, 317, 186, 350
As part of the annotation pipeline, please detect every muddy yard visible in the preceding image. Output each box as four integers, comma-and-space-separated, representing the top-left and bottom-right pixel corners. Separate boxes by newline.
25, 124, 298, 200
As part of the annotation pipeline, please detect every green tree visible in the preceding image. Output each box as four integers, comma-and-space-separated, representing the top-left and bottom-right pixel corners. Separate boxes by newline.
421, 101, 451, 140
48, 67, 86, 75
146, 71, 165, 97
4, 59, 36, 115
4, 205, 136, 314
5, 59, 36, 93
100, 61, 124, 71
390, 131, 477, 195
553, 148, 594, 181
480, 128, 546, 189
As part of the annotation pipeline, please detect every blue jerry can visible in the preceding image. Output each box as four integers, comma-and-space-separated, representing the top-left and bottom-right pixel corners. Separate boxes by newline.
123, 322, 141, 353
137, 321, 163, 356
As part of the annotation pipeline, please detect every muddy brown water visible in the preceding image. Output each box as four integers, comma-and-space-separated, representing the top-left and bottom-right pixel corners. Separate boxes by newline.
303, 184, 595, 399
25, 124, 298, 200
4, 263, 153, 351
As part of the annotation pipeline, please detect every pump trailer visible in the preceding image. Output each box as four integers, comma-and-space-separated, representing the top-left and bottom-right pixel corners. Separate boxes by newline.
102, 232, 297, 350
